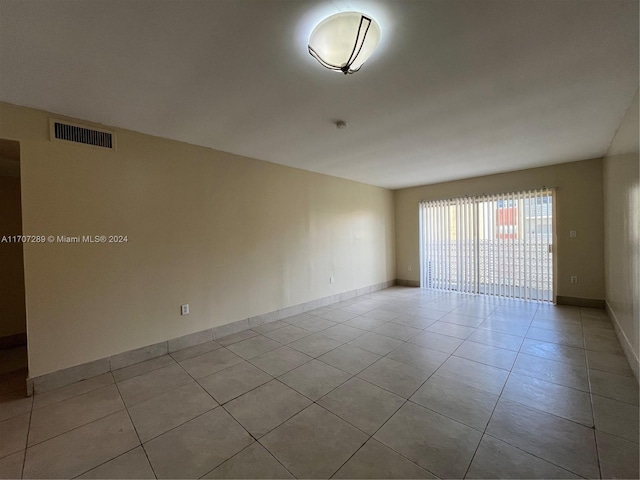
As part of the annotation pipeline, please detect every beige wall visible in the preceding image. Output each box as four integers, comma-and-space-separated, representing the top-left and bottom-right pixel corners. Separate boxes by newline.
0, 102, 395, 377
395, 159, 605, 301
0, 174, 27, 338
603, 90, 639, 369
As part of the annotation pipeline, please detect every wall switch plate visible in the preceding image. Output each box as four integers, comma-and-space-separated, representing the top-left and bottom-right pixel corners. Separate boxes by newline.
570, 230, 577, 238
408, 265, 412, 271
329, 276, 334, 284
570, 276, 578, 284
181, 304, 190, 315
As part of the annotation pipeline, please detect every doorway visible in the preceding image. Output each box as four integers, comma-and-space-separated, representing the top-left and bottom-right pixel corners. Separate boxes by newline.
0, 139, 27, 391
419, 188, 555, 302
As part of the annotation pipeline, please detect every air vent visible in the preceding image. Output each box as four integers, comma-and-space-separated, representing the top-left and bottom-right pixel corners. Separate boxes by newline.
49, 119, 116, 150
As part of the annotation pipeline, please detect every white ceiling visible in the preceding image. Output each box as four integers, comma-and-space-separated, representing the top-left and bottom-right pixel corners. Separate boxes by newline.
0, 0, 637, 189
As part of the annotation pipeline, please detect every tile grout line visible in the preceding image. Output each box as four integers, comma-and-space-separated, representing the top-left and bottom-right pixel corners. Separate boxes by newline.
18, 393, 34, 480
179, 336, 332, 471
461, 301, 540, 479
324, 303, 458, 479
359, 292, 515, 475
206, 392, 296, 479
117, 353, 226, 475
198, 440, 296, 480
478, 430, 587, 478
20, 397, 128, 450
472, 304, 606, 478
582, 307, 604, 480
28, 373, 116, 412
111, 372, 160, 480
325, 297, 478, 479
463, 302, 607, 479
21, 373, 154, 479
253, 290, 461, 478
12, 289, 628, 479
123, 347, 274, 478
72, 445, 151, 479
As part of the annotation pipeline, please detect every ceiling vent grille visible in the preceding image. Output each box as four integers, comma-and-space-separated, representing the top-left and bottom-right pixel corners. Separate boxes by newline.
49, 119, 116, 150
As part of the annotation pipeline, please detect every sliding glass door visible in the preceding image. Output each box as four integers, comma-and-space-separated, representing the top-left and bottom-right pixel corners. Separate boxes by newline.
419, 189, 555, 302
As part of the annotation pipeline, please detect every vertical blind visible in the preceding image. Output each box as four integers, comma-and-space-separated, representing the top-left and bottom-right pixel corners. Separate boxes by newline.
419, 188, 554, 302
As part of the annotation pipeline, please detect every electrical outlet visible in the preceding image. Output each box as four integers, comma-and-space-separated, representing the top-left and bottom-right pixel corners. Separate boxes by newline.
181, 304, 190, 315
570, 230, 577, 238
570, 276, 578, 284
408, 265, 412, 271
329, 276, 334, 284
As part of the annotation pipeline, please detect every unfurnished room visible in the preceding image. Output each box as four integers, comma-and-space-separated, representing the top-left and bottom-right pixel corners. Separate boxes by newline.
0, 0, 638, 479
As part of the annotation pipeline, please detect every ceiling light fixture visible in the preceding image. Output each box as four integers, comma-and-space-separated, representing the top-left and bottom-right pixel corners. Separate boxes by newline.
308, 12, 381, 75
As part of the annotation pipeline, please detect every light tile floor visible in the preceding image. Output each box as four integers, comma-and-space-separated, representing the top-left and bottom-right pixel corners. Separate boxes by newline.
1, 287, 638, 479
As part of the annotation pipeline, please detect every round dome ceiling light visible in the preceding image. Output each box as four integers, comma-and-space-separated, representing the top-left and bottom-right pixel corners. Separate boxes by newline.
308, 12, 381, 75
